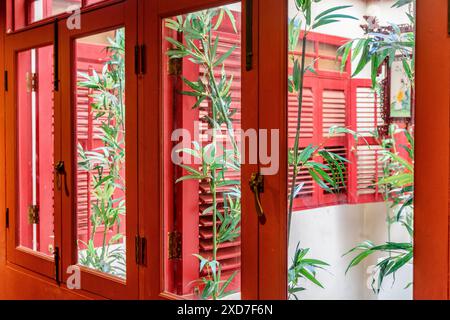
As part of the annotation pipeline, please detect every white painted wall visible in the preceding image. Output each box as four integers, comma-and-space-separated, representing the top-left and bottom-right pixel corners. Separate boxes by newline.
288, 1, 413, 300
289, 203, 412, 300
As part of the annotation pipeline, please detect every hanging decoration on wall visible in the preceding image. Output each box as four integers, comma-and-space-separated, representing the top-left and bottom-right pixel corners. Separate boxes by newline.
389, 58, 412, 119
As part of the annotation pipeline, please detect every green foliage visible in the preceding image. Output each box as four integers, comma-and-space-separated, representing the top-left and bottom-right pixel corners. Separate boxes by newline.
288, 2, 356, 228
338, 4, 415, 88
288, 243, 329, 300
166, 8, 239, 300
339, 3, 415, 293
379, 126, 414, 227
344, 241, 413, 294
345, 125, 414, 293
77, 29, 126, 278
287, 1, 356, 298
392, 0, 414, 8
288, 145, 349, 196
193, 255, 238, 300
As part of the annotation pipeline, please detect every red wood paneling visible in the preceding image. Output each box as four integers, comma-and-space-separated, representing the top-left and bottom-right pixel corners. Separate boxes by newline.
414, 0, 450, 300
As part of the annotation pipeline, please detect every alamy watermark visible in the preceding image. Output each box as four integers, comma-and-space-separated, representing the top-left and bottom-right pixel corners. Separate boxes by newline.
66, 265, 81, 290
66, 5, 81, 30
171, 121, 280, 176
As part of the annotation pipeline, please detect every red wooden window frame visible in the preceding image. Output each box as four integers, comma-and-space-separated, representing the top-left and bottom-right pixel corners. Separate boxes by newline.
142, 0, 260, 300
162, 12, 242, 297
4, 23, 60, 280
58, 0, 139, 299
0, 0, 449, 302
6, 0, 117, 33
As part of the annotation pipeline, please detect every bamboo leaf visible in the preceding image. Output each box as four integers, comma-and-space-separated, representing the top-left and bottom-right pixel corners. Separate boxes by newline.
214, 45, 237, 67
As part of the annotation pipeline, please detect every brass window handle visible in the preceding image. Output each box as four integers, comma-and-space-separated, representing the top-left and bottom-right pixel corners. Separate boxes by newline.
249, 172, 266, 224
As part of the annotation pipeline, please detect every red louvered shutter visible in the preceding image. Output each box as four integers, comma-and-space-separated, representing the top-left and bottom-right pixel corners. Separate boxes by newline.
288, 32, 353, 211
289, 32, 390, 210
318, 80, 350, 206
288, 78, 317, 208
348, 79, 384, 203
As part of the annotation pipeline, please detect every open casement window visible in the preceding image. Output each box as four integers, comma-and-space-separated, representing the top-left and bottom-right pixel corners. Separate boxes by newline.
4, 24, 61, 280
142, 0, 260, 300
59, 1, 139, 299
6, 0, 111, 32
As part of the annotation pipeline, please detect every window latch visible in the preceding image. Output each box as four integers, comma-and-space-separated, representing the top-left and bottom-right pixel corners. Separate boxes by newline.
249, 172, 266, 224
55, 161, 69, 195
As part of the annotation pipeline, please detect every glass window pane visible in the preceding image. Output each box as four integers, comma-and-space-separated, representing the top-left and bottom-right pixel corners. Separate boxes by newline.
30, 0, 82, 24
318, 59, 341, 72
318, 43, 339, 56
75, 28, 126, 279
162, 4, 242, 300
17, 45, 55, 257
287, 0, 415, 300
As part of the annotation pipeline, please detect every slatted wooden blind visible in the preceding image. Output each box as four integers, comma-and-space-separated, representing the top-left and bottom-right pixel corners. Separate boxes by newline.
351, 80, 385, 202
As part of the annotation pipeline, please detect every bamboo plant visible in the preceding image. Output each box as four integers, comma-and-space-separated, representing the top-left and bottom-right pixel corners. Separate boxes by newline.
344, 126, 414, 293
287, 0, 357, 297
342, 0, 415, 293
167, 1, 357, 299
338, 0, 415, 89
77, 29, 126, 278
165, 8, 240, 300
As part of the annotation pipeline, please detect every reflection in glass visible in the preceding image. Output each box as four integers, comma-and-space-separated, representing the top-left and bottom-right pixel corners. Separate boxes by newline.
75, 28, 127, 279
17, 45, 55, 257
287, 0, 415, 300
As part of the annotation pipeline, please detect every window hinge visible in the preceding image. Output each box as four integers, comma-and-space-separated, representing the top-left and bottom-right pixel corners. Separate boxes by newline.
168, 231, 182, 260
26, 72, 38, 92
28, 205, 40, 224
168, 58, 182, 76
5, 208, 9, 229
135, 44, 146, 75
4, 71, 8, 92
54, 247, 60, 286
135, 235, 147, 266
